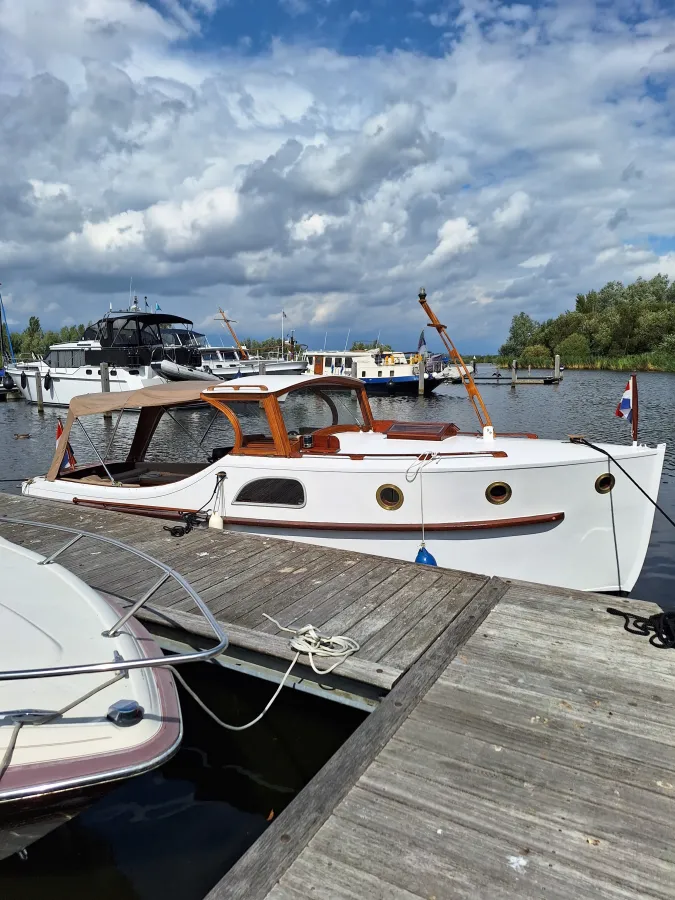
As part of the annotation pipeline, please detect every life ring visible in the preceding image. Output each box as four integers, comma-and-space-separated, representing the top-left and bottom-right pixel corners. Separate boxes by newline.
43, 371, 52, 391
20, 371, 27, 390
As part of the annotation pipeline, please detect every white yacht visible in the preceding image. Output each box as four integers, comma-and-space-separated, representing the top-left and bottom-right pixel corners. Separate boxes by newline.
21, 372, 665, 593
5, 304, 207, 407
303, 348, 459, 395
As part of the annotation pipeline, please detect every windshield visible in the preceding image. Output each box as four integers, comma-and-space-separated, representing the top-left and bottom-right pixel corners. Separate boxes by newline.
279, 386, 363, 432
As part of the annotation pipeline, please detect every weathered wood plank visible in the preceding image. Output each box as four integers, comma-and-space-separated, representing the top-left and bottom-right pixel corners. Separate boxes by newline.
204, 576, 506, 900
134, 606, 402, 691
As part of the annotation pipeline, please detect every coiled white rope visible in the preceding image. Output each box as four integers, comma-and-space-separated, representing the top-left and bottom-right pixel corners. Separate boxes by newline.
168, 614, 359, 732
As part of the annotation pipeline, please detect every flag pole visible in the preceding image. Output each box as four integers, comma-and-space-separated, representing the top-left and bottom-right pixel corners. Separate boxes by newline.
631, 372, 638, 445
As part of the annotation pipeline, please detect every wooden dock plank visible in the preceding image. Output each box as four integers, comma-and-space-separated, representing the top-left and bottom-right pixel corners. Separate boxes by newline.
0, 492, 482, 692
259, 582, 675, 900
205, 577, 508, 900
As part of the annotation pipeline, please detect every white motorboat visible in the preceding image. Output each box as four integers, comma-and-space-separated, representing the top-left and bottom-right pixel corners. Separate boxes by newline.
0, 521, 227, 860
21, 361, 665, 592
5, 302, 206, 407
303, 348, 459, 395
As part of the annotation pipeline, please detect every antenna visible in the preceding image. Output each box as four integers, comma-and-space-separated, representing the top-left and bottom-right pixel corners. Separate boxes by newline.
129, 276, 132, 309
323, 331, 327, 351
344, 328, 350, 353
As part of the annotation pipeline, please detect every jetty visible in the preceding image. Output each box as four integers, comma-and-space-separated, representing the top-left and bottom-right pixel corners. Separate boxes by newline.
1, 491, 673, 899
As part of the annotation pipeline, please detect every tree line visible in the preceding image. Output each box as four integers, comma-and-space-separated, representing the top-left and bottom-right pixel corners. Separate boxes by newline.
1, 317, 86, 365
499, 275, 675, 369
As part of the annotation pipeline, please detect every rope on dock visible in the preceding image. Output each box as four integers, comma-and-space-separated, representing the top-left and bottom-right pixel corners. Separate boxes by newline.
169, 615, 359, 731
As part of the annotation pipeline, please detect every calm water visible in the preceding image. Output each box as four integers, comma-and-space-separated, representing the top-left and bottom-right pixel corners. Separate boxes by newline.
1, 369, 674, 603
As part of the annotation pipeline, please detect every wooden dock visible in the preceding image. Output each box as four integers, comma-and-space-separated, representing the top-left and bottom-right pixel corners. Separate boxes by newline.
1, 491, 674, 899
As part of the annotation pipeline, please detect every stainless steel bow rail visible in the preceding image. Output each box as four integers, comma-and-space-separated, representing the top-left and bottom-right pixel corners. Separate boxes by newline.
0, 515, 228, 681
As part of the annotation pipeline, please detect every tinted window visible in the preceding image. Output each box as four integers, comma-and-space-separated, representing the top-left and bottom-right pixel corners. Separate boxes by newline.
335, 357, 342, 367
345, 357, 352, 367
235, 478, 305, 506
72, 350, 85, 366
325, 357, 333, 366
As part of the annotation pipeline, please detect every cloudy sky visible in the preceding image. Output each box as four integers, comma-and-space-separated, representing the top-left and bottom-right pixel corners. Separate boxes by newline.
1, 0, 675, 351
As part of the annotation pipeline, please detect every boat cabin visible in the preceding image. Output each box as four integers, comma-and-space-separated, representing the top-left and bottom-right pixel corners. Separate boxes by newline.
81, 311, 202, 368
46, 374, 459, 486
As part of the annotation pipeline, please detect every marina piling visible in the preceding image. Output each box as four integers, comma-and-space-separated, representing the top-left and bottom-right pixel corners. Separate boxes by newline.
34, 373, 44, 414
418, 360, 425, 395
554, 353, 561, 380
100, 362, 111, 420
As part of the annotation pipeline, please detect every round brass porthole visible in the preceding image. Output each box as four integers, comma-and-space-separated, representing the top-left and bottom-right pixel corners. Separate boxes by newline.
595, 472, 615, 494
486, 481, 512, 505
377, 484, 404, 511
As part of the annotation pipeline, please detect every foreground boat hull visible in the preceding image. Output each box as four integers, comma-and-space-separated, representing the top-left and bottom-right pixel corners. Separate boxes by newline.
24, 439, 666, 593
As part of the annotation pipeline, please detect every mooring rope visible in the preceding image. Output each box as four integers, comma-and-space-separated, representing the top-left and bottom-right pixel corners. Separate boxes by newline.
168, 614, 359, 732
0, 672, 126, 782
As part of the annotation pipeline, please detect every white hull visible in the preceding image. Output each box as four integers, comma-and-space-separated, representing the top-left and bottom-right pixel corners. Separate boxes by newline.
6, 363, 165, 407
201, 359, 307, 379
24, 435, 665, 593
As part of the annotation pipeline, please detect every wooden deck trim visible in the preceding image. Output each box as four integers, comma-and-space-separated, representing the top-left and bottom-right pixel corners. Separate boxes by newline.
220, 511, 565, 532
69, 499, 564, 532
204, 576, 510, 900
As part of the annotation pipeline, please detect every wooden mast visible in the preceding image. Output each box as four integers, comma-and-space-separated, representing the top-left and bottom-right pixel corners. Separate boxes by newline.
417, 288, 494, 434
216, 309, 249, 360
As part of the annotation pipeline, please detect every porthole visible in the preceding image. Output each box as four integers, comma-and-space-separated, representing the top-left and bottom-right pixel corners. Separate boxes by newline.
486, 481, 512, 505
377, 484, 404, 510
595, 472, 615, 494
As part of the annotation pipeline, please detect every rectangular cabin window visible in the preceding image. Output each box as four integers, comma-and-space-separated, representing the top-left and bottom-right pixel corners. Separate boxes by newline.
390, 370, 395, 377
361, 370, 366, 377
325, 357, 333, 367
377, 370, 382, 377
335, 357, 343, 368
307, 356, 313, 364
72, 350, 85, 367
345, 357, 352, 367
234, 478, 305, 507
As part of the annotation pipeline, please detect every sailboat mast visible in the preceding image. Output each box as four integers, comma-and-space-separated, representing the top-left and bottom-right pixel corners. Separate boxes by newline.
216, 309, 249, 360
417, 288, 493, 432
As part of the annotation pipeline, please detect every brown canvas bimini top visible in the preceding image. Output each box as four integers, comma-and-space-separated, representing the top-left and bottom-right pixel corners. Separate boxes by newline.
68, 381, 208, 417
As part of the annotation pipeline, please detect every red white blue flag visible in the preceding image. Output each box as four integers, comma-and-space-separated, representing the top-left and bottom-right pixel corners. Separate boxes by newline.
615, 373, 638, 443
615, 379, 633, 423
56, 418, 77, 470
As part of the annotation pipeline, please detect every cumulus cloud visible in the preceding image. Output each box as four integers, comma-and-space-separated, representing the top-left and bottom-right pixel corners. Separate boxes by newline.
1, 0, 675, 349
422, 217, 479, 267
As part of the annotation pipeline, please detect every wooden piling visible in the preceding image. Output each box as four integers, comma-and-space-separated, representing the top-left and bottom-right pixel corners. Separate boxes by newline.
511, 359, 517, 386
35, 372, 44, 415
259, 360, 267, 375
554, 353, 561, 380
418, 359, 425, 396
100, 362, 111, 420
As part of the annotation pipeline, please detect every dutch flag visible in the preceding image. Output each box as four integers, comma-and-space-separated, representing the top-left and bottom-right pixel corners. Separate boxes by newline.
615, 379, 633, 423
56, 418, 77, 470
